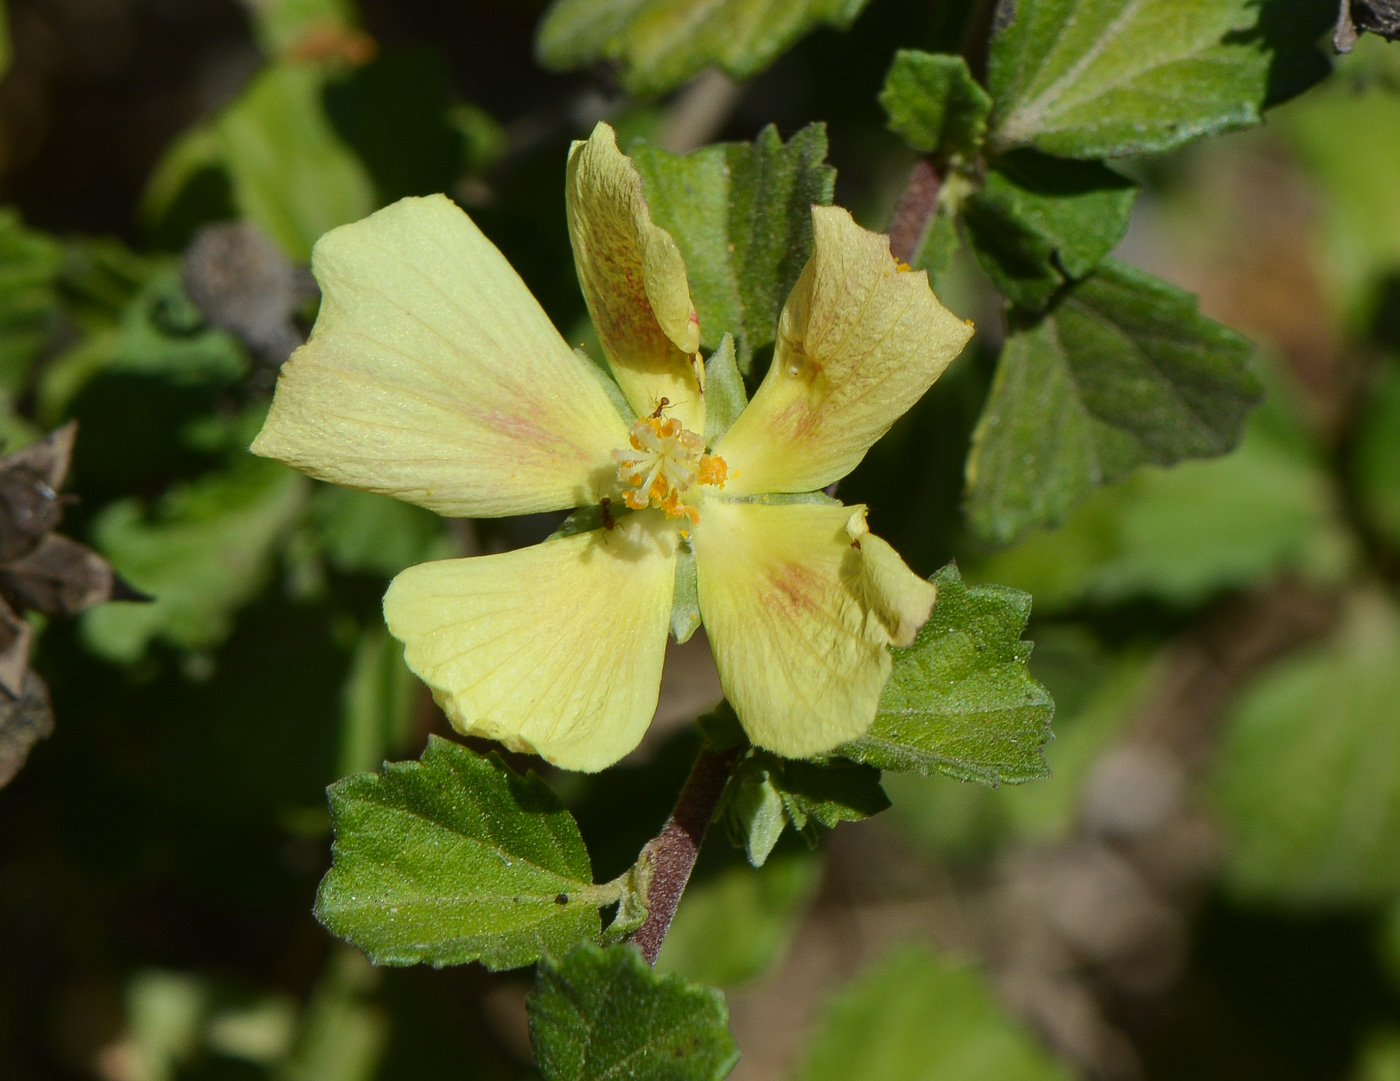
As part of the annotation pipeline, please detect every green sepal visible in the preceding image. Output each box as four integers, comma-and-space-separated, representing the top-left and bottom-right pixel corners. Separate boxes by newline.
670, 542, 701, 644
722, 491, 841, 506
965, 259, 1261, 546
963, 150, 1136, 310
528, 943, 739, 1081
842, 563, 1054, 785
723, 766, 787, 867
703, 334, 747, 445
719, 751, 889, 866
314, 736, 603, 971
698, 700, 749, 754
548, 502, 634, 542
880, 50, 993, 164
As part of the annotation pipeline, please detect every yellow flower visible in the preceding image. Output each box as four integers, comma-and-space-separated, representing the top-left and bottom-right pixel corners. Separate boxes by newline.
251, 123, 973, 772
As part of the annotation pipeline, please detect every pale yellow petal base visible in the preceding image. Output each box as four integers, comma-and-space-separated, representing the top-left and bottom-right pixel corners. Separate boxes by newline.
384, 518, 677, 772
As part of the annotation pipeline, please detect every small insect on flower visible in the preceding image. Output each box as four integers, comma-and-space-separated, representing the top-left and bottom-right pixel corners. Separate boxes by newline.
250, 121, 973, 772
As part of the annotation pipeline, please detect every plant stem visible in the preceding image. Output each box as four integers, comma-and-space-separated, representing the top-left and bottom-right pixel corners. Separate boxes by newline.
628, 743, 741, 964
887, 157, 942, 265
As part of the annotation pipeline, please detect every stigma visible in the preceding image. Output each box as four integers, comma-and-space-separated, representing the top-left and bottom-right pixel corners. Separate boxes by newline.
613, 412, 727, 527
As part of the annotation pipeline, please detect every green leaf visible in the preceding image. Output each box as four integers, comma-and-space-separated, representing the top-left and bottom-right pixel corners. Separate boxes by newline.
81, 458, 308, 663
1211, 591, 1400, 906
1285, 85, 1400, 316
703, 334, 747, 445
110, 267, 249, 384
537, 0, 873, 97
910, 207, 961, 293
38, 261, 246, 420
972, 386, 1355, 611
986, 0, 1333, 158
720, 751, 889, 866
886, 634, 1147, 857
966, 259, 1260, 546
528, 943, 739, 1081
962, 150, 1136, 310
145, 63, 375, 261
310, 486, 450, 579
721, 762, 787, 866
842, 563, 1053, 785
336, 626, 416, 779
1355, 1030, 1400, 1081
794, 944, 1075, 1081
697, 700, 749, 753
880, 51, 993, 163
1354, 361, 1400, 552
279, 951, 387, 1081
631, 124, 836, 373
671, 543, 701, 644
315, 736, 603, 970
657, 853, 820, 987
0, 209, 61, 396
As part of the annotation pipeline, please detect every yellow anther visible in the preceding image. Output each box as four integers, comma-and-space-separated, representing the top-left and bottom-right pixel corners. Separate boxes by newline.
612, 414, 727, 525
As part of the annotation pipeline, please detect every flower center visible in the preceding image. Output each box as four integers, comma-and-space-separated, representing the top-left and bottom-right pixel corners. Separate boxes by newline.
613, 412, 727, 527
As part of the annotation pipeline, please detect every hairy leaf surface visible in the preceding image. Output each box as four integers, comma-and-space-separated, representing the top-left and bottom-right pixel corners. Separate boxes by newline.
632, 126, 835, 373
529, 943, 739, 1081
880, 50, 992, 163
987, 0, 1332, 158
963, 150, 1136, 310
966, 260, 1259, 546
316, 737, 601, 970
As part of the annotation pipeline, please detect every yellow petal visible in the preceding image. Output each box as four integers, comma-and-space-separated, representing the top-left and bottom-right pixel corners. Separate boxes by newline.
714, 206, 973, 495
251, 194, 629, 517
566, 123, 704, 433
383, 516, 677, 772
843, 508, 937, 648
693, 500, 924, 758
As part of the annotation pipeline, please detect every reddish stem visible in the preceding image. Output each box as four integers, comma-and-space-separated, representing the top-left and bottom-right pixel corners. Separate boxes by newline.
887, 158, 944, 266
628, 744, 740, 964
